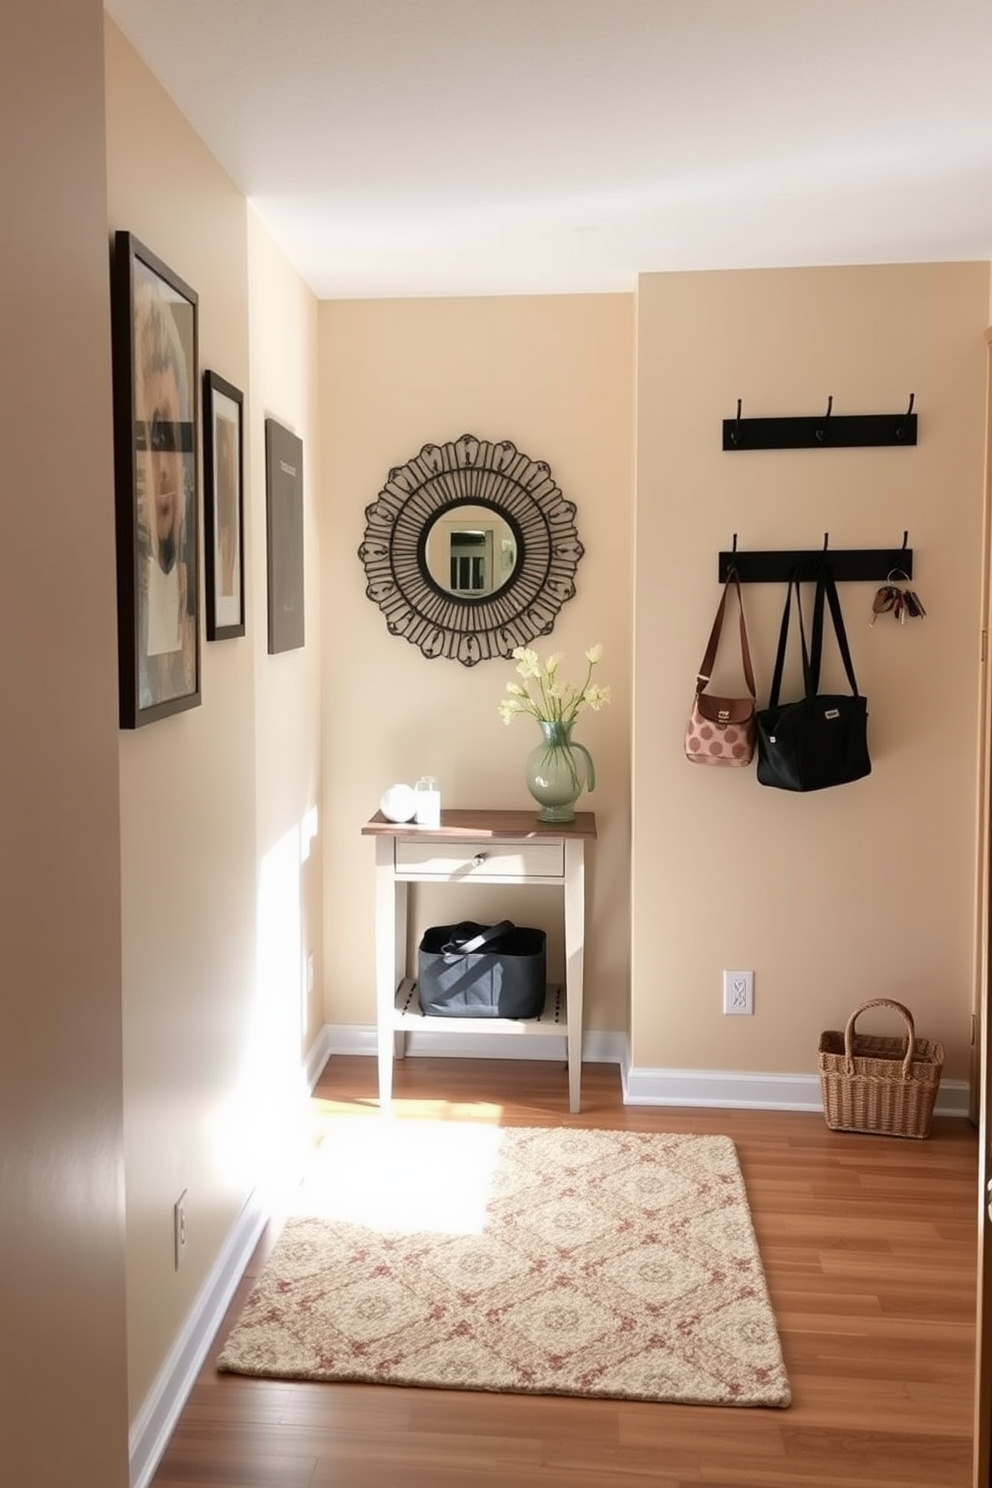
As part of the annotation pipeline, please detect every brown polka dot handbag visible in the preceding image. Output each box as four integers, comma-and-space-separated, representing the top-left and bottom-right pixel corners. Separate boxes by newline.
684, 569, 757, 766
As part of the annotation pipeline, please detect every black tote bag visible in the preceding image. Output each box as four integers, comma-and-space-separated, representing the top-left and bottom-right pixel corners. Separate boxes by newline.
417, 920, 547, 1018
755, 563, 871, 793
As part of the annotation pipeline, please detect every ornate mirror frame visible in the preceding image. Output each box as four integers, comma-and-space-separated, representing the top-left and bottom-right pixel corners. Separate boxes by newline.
358, 433, 584, 665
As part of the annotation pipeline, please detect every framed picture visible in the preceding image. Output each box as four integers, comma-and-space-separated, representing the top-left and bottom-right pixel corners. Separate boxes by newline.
202, 371, 245, 640
110, 231, 200, 727
264, 417, 305, 654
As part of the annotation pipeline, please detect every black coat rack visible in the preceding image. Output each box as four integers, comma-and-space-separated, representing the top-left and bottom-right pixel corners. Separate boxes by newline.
718, 534, 913, 585
722, 396, 917, 451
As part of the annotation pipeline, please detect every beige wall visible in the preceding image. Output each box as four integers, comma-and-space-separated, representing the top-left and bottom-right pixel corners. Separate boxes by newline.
104, 22, 322, 1417
7, 12, 992, 1483
318, 296, 634, 1034
633, 264, 990, 1081
1, 1, 129, 1483
247, 202, 325, 1138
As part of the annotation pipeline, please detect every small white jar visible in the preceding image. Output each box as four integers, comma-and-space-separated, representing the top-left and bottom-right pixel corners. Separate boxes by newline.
414, 776, 441, 828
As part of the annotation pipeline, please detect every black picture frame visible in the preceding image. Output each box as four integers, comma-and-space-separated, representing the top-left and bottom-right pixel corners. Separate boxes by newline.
264, 418, 305, 654
110, 231, 200, 726
202, 371, 245, 641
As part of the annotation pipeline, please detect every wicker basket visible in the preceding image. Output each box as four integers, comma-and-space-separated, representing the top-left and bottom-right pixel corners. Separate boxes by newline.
817, 998, 944, 1139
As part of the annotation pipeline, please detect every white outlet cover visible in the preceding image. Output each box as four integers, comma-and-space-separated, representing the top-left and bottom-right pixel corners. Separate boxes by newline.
174, 1190, 188, 1269
723, 969, 754, 1015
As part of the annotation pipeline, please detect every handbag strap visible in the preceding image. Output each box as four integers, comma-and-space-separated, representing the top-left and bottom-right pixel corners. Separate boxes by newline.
808, 561, 862, 698
766, 569, 815, 708
441, 920, 515, 963
695, 567, 756, 699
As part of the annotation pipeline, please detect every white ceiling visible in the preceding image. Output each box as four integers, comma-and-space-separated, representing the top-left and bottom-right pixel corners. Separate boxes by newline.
104, 0, 992, 300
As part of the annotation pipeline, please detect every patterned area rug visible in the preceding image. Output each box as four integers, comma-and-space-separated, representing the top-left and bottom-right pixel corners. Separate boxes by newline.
217, 1120, 790, 1408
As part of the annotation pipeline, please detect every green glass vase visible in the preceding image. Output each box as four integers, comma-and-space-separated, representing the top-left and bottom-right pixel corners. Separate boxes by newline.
525, 720, 595, 823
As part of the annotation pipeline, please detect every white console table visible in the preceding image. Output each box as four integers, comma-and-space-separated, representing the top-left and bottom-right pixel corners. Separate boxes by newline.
361, 809, 597, 1113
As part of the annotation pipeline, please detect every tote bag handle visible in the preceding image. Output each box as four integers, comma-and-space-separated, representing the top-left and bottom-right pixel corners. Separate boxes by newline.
440, 920, 516, 964
766, 561, 861, 707
808, 561, 862, 698
766, 569, 814, 709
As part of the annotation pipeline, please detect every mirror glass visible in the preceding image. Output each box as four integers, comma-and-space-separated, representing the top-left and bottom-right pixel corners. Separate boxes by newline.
423, 504, 519, 597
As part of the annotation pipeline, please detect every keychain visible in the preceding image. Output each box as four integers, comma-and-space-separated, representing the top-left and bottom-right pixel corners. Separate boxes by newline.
869, 585, 899, 625
869, 577, 926, 625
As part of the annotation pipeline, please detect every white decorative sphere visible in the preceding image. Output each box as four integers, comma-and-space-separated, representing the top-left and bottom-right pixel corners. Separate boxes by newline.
379, 783, 417, 823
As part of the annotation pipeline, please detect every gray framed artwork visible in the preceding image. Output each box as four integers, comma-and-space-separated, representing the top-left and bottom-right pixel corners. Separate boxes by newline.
264, 417, 305, 654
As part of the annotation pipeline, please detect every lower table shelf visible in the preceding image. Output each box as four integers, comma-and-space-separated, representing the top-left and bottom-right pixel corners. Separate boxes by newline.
364, 809, 593, 1113
393, 978, 566, 1034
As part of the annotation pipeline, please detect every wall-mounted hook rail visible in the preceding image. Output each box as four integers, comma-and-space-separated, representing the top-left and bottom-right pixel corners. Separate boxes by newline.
722, 395, 917, 450
719, 540, 913, 585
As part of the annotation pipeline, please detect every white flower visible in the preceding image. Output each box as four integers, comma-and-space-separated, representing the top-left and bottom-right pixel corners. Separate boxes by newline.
498, 645, 611, 728
511, 646, 542, 680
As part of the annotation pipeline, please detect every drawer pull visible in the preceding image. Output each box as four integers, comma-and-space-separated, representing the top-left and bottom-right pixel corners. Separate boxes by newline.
472, 853, 487, 867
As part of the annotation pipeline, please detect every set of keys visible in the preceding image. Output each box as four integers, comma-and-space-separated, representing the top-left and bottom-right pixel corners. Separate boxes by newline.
869, 583, 927, 625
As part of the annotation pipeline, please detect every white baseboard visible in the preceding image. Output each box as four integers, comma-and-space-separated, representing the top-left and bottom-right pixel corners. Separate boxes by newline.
128, 1189, 266, 1488
622, 1064, 971, 1118
305, 1021, 334, 1086
325, 1023, 971, 1119
129, 1029, 330, 1488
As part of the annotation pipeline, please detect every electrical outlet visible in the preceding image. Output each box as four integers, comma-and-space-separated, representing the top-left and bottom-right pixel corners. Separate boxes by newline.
174, 1190, 188, 1269
723, 969, 754, 1016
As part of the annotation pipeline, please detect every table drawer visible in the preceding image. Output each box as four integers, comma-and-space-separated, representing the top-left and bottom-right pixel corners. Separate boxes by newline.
394, 838, 564, 880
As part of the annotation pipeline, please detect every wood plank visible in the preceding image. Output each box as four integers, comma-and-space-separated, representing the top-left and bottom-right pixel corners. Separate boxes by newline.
149, 1057, 978, 1488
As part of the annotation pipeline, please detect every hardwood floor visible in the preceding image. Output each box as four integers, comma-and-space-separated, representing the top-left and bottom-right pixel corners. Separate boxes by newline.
150, 1057, 979, 1488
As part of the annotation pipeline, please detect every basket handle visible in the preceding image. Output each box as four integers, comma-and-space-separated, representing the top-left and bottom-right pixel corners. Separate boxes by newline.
843, 998, 918, 1078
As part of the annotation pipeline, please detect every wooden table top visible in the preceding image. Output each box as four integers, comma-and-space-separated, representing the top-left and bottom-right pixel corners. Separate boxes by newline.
361, 808, 597, 841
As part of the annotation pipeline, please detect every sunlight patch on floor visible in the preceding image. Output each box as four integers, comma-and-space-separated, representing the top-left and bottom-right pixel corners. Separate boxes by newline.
285, 1115, 506, 1236
312, 1094, 506, 1125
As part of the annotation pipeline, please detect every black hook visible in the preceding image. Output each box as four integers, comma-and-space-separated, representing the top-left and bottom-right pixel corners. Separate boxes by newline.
728, 399, 744, 447
823, 532, 830, 551
732, 532, 738, 552
894, 394, 916, 442
885, 533, 910, 581
815, 396, 833, 443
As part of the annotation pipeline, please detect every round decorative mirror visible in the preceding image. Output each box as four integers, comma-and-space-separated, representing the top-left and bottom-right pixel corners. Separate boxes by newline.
358, 433, 584, 665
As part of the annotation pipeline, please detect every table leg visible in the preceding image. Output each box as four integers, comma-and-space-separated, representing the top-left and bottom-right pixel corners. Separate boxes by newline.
564, 838, 585, 1114
374, 837, 405, 1108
